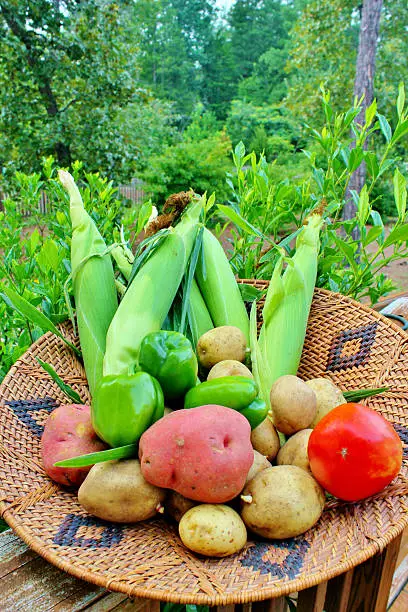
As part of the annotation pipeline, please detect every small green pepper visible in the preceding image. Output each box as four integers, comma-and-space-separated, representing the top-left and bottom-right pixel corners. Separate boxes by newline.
184, 376, 258, 411
92, 372, 164, 447
240, 398, 269, 430
184, 376, 266, 429
139, 330, 198, 402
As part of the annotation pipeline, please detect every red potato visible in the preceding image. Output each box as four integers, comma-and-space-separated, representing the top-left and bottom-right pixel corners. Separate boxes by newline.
41, 404, 108, 487
139, 404, 253, 503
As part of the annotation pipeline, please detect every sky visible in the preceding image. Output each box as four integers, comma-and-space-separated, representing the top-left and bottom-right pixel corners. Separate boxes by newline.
216, 0, 234, 10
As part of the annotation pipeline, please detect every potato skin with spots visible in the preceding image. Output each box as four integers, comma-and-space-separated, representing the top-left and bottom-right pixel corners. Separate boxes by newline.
78, 459, 165, 523
277, 429, 313, 473
250, 417, 280, 460
197, 326, 247, 370
179, 504, 247, 557
165, 491, 197, 522
207, 359, 253, 381
241, 465, 325, 539
41, 404, 107, 487
139, 404, 253, 503
245, 450, 270, 484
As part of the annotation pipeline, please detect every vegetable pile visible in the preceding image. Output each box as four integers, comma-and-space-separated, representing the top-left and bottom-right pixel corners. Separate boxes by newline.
38, 171, 403, 558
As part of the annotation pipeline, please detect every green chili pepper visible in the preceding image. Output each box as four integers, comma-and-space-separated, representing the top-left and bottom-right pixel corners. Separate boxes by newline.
184, 376, 258, 411
92, 372, 164, 447
139, 330, 198, 402
54, 443, 138, 468
183, 376, 265, 428
240, 398, 269, 430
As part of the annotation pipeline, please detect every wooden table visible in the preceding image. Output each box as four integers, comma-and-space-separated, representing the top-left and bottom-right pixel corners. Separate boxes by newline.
2, 296, 408, 612
0, 528, 404, 611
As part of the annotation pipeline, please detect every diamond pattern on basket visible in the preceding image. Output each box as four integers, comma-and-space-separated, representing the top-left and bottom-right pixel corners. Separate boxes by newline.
240, 538, 310, 579
394, 424, 408, 458
5, 396, 58, 437
53, 514, 123, 548
326, 323, 378, 372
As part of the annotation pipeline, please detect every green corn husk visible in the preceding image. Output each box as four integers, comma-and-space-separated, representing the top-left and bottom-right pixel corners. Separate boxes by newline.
111, 244, 134, 281
188, 278, 214, 347
253, 214, 323, 409
103, 197, 204, 376
195, 227, 250, 343
59, 170, 118, 396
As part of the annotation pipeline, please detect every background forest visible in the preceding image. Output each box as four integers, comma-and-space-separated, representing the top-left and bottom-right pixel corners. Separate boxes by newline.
0, 0, 407, 213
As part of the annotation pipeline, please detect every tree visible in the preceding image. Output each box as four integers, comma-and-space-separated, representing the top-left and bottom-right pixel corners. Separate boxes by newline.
343, 0, 383, 222
134, 0, 218, 119
229, 0, 289, 82
0, 1, 149, 180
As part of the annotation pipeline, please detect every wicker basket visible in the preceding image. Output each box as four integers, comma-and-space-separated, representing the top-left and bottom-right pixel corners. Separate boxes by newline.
1, 283, 408, 606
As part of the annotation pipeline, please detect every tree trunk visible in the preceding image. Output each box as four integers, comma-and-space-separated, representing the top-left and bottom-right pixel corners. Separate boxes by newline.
343, 0, 383, 223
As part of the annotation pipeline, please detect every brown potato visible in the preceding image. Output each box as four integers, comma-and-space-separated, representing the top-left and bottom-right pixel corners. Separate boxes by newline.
207, 359, 253, 381
305, 378, 346, 428
165, 491, 196, 522
245, 450, 271, 484
179, 504, 247, 557
78, 459, 165, 523
197, 326, 247, 369
241, 465, 325, 539
270, 375, 317, 435
250, 417, 280, 460
277, 429, 313, 472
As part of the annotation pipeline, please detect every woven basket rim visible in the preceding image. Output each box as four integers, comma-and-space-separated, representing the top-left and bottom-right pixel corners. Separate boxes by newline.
1, 285, 408, 605
2, 500, 407, 605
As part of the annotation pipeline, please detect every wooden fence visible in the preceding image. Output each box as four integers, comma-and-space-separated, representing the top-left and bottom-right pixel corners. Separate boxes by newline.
0, 179, 145, 217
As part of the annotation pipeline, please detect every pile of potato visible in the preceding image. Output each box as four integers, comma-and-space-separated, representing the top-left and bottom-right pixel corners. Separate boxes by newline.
40, 324, 349, 558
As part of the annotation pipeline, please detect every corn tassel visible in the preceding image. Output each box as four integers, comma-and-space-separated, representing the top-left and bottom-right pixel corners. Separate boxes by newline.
59, 170, 118, 396
195, 228, 249, 343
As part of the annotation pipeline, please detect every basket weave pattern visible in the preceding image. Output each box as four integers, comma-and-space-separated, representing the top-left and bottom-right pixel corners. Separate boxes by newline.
1, 285, 407, 605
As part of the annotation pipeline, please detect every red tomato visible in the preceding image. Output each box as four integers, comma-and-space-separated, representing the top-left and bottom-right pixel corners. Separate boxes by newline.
308, 403, 402, 501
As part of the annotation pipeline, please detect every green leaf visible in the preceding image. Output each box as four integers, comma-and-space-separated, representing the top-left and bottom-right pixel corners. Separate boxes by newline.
179, 226, 204, 334
344, 387, 388, 401
377, 114, 392, 143
383, 224, 408, 248
233, 141, 245, 167
397, 82, 405, 118
348, 147, 364, 173
363, 225, 383, 247
391, 120, 408, 146
364, 152, 379, 180
37, 239, 61, 274
0, 285, 81, 357
357, 185, 370, 226
36, 358, 84, 404
365, 99, 377, 126
239, 283, 264, 303
217, 204, 264, 238
393, 168, 407, 221
330, 233, 358, 275
54, 443, 138, 468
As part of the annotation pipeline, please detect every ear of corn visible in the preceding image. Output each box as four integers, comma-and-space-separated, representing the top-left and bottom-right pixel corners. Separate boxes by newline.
59, 170, 118, 396
257, 213, 323, 390
103, 197, 204, 377
188, 278, 214, 347
103, 230, 186, 376
195, 228, 250, 343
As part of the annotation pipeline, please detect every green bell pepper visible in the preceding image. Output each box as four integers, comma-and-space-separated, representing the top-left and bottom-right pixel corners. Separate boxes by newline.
139, 330, 198, 402
92, 372, 164, 447
184, 376, 268, 429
